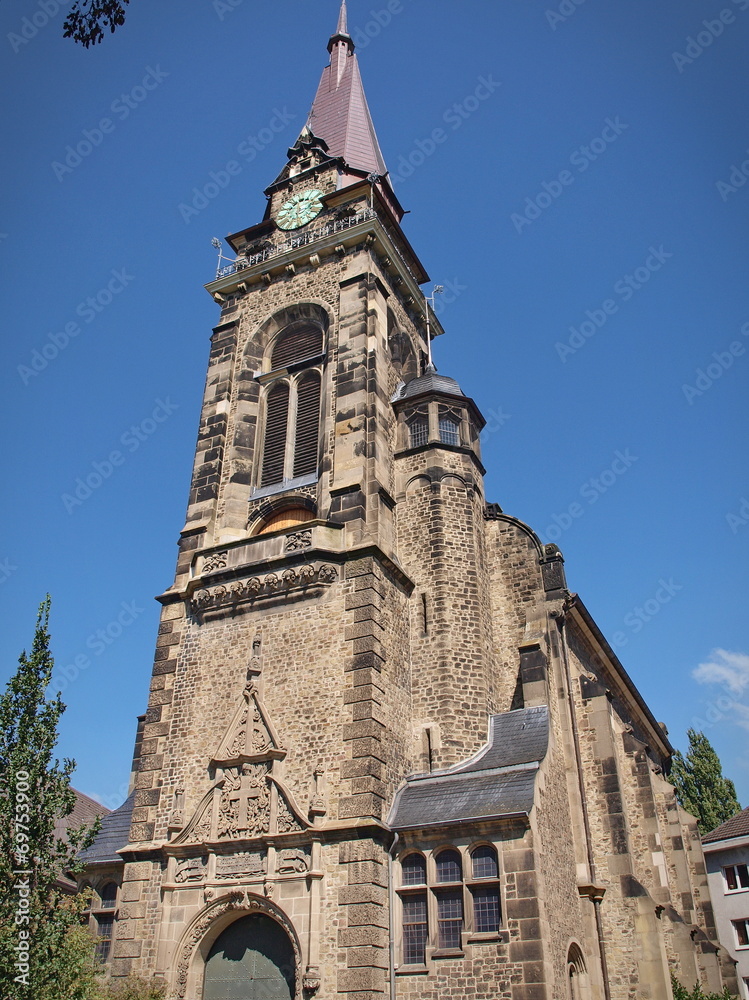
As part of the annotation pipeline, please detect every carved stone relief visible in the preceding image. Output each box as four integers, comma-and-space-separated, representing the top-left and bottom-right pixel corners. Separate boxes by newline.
278, 848, 310, 874
191, 562, 338, 614
216, 851, 267, 879
175, 856, 207, 883
218, 764, 271, 840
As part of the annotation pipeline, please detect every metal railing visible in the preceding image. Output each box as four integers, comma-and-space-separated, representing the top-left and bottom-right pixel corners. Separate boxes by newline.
215, 207, 378, 279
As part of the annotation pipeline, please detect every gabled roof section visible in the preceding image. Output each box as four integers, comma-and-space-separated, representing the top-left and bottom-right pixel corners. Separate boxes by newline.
54, 788, 110, 844
306, 0, 388, 177
389, 707, 549, 831
703, 806, 749, 844
79, 792, 134, 865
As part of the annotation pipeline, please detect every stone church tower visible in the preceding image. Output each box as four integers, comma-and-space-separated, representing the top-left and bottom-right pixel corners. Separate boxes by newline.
81, 5, 737, 998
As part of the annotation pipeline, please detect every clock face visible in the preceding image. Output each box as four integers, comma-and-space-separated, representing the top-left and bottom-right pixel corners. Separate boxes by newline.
276, 189, 325, 230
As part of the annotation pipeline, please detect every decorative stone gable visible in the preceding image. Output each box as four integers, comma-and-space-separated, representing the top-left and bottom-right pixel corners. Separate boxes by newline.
170, 656, 310, 847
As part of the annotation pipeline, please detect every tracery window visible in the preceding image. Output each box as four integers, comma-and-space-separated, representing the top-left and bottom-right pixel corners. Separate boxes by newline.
397, 843, 501, 967
259, 325, 323, 489
408, 415, 429, 449
438, 413, 460, 446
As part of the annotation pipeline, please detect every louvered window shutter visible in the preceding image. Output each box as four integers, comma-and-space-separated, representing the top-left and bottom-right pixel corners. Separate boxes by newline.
261, 383, 290, 486
271, 326, 323, 370
293, 373, 321, 478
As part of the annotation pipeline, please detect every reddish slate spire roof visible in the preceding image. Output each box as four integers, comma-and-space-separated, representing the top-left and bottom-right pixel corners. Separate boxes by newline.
306, 0, 388, 177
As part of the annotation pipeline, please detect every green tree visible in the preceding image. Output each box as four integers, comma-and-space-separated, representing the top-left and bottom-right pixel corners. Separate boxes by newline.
668, 728, 741, 835
0, 597, 101, 1000
63, 0, 130, 48
670, 972, 737, 1000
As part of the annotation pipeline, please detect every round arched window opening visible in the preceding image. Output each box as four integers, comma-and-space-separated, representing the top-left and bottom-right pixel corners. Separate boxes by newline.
254, 506, 315, 536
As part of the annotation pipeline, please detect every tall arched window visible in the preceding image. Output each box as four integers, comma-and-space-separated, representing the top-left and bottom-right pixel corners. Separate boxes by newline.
567, 944, 590, 1000
259, 325, 324, 490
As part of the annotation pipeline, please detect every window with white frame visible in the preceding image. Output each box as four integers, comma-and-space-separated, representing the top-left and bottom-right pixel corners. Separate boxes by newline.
397, 844, 501, 967
724, 864, 749, 892
734, 918, 749, 948
260, 325, 323, 488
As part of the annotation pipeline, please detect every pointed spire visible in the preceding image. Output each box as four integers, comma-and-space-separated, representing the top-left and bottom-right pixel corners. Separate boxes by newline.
336, 0, 348, 35
305, 0, 388, 177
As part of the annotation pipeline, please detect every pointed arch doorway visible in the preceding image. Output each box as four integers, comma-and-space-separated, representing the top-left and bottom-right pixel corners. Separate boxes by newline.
203, 914, 295, 1000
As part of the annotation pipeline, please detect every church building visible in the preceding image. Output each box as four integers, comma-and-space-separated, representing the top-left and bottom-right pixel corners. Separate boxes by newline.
81, 5, 738, 998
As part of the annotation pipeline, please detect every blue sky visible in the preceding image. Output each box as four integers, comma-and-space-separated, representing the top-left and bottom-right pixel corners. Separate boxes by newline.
0, 0, 747, 811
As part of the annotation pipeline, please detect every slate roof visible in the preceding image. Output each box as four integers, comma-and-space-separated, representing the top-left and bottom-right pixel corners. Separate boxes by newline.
703, 806, 749, 844
389, 706, 549, 831
307, 2, 388, 176
392, 366, 465, 403
79, 792, 135, 864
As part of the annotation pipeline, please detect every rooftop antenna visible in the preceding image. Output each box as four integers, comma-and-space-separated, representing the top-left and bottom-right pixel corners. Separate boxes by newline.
424, 285, 444, 369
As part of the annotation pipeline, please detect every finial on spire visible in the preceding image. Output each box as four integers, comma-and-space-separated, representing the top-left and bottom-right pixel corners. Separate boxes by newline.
337, 0, 348, 35
328, 0, 354, 55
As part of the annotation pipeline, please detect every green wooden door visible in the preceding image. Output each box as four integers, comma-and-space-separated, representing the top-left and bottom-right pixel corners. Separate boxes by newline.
203, 915, 295, 1000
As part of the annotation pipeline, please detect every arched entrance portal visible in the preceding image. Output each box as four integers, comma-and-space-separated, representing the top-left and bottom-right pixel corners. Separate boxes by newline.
203, 914, 295, 1000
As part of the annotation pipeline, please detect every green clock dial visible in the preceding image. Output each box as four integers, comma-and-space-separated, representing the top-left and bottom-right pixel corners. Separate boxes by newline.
276, 188, 325, 230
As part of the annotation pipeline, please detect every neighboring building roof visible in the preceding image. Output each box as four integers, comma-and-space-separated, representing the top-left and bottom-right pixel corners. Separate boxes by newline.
391, 365, 465, 403
79, 792, 135, 864
54, 788, 110, 843
55, 789, 110, 892
389, 706, 549, 831
703, 806, 749, 845
307, 1, 388, 176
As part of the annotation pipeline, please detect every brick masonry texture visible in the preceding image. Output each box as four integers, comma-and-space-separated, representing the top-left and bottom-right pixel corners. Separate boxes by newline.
94, 157, 734, 1000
